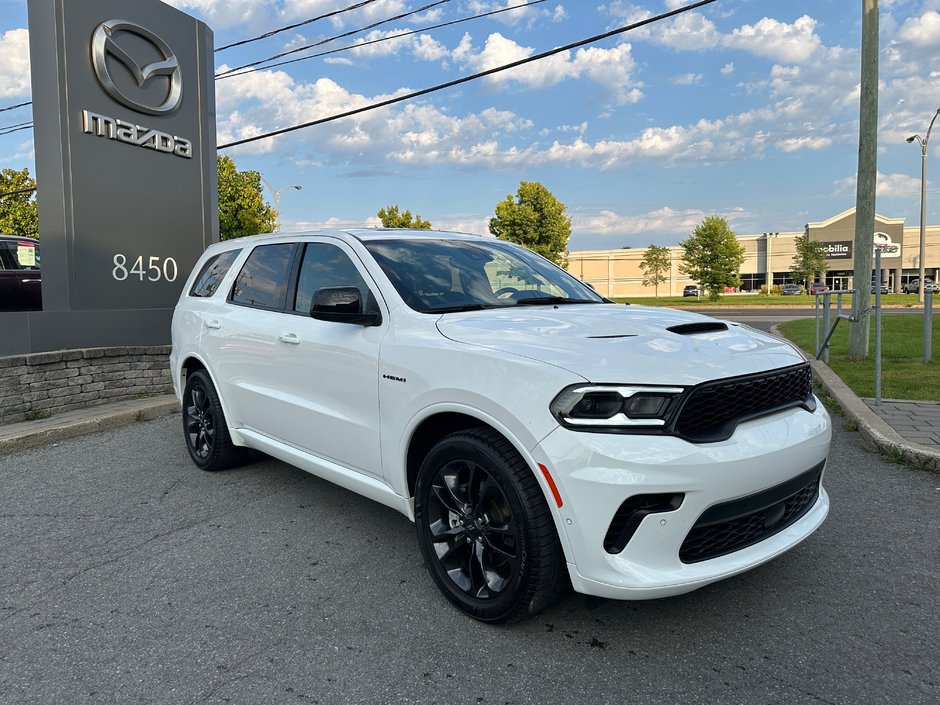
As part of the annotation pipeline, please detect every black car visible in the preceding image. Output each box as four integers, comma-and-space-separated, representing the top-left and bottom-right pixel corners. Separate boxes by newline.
0, 235, 41, 311
682, 285, 700, 297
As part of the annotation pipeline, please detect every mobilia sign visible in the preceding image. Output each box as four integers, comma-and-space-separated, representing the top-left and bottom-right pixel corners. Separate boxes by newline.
821, 241, 853, 259
83, 19, 193, 159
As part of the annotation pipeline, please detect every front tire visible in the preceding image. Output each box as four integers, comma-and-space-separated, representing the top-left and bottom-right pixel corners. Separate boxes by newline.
414, 428, 565, 623
182, 369, 241, 472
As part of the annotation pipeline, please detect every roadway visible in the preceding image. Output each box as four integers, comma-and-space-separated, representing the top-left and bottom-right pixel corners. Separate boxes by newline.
1, 413, 937, 704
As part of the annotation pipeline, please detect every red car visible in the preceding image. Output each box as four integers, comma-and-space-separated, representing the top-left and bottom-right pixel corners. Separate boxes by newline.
808, 281, 830, 295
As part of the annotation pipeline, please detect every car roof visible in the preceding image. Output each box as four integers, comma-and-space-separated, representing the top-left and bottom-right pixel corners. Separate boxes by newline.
0, 234, 39, 242
202, 228, 497, 256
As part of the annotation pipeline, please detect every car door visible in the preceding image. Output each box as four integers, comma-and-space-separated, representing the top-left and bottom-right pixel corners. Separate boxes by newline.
273, 239, 386, 478
199, 242, 298, 433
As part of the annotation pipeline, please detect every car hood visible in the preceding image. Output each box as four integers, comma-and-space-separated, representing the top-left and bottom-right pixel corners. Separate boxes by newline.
435, 304, 805, 385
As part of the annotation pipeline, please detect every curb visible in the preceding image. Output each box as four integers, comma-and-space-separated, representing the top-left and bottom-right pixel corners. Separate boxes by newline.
770, 325, 940, 473
0, 394, 180, 455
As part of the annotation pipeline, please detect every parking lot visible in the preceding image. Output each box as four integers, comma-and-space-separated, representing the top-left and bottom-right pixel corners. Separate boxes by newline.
1, 416, 937, 705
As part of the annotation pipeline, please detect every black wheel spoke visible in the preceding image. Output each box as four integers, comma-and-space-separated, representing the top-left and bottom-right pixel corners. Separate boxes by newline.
481, 535, 516, 560
431, 481, 463, 515
422, 454, 522, 602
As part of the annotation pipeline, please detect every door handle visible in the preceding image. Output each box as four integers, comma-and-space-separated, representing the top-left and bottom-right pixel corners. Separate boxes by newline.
205, 319, 222, 330
278, 333, 301, 345
20, 278, 41, 283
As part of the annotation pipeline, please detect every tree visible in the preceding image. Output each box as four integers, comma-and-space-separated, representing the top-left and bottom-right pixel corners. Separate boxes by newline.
790, 234, 828, 291
0, 168, 38, 238
679, 216, 746, 301
377, 205, 432, 229
217, 155, 276, 240
640, 244, 671, 297
488, 181, 571, 265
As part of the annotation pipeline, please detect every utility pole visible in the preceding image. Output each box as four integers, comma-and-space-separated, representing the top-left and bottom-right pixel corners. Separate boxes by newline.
848, 0, 878, 361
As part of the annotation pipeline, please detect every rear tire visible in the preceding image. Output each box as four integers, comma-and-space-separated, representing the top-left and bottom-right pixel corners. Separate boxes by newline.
182, 369, 241, 472
414, 428, 566, 623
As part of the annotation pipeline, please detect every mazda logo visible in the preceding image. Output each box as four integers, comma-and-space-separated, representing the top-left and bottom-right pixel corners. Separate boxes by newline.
91, 20, 182, 116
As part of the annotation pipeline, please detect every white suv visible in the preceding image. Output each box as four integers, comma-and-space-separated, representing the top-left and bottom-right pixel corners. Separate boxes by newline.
171, 229, 831, 623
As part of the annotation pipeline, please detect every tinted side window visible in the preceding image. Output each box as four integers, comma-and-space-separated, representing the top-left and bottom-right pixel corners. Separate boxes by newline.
294, 243, 370, 314
230, 244, 295, 310
190, 249, 240, 298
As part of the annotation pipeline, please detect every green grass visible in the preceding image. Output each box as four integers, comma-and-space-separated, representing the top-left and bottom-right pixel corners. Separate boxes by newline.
614, 293, 923, 308
778, 314, 940, 400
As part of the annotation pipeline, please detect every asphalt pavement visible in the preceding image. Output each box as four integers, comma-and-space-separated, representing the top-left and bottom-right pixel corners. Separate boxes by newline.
1, 415, 937, 705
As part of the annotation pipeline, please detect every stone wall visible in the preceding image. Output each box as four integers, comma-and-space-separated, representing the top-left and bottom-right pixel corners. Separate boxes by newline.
0, 346, 172, 424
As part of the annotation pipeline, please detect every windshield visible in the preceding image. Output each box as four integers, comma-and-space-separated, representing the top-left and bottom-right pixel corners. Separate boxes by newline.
364, 238, 606, 313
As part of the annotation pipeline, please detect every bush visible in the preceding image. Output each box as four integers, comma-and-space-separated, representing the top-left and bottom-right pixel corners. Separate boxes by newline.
760, 284, 783, 296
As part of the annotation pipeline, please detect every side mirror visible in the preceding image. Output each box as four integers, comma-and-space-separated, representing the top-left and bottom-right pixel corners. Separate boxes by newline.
310, 287, 381, 326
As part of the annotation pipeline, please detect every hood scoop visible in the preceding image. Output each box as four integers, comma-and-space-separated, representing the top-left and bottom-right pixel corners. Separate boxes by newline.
667, 321, 728, 335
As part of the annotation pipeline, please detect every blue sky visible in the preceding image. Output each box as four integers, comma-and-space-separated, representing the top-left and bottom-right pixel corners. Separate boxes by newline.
1, 0, 940, 250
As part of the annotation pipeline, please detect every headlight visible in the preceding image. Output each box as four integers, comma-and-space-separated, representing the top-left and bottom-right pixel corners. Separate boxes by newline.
550, 384, 685, 429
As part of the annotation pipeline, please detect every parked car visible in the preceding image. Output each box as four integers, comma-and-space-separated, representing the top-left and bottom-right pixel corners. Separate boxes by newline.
871, 281, 888, 295
808, 281, 830, 294
781, 283, 801, 296
0, 235, 41, 311
171, 229, 831, 623
682, 284, 700, 297
902, 278, 938, 294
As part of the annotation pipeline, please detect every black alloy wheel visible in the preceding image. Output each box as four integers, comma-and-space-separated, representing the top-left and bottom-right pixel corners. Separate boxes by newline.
415, 428, 565, 623
182, 369, 241, 472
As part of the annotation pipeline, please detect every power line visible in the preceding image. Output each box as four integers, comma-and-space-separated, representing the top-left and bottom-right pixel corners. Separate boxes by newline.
0, 100, 31, 113
216, 0, 452, 77
0, 124, 32, 136
0, 120, 32, 132
219, 0, 722, 149
219, 0, 546, 81
215, 0, 384, 52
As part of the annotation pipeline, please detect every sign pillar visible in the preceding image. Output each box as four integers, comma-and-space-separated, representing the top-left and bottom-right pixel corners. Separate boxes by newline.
13, 0, 217, 354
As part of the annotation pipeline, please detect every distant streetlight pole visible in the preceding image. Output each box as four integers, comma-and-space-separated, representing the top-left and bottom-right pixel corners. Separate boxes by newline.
260, 176, 302, 232
907, 109, 940, 304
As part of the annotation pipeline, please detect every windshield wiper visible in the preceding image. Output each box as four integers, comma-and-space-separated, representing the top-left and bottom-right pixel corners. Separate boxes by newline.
425, 303, 511, 313
513, 296, 598, 306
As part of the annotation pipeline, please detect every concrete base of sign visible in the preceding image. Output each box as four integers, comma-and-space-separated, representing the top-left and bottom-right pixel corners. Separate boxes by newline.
0, 309, 173, 356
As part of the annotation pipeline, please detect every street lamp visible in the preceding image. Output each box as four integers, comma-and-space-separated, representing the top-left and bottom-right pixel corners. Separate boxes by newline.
907, 107, 940, 304
260, 176, 302, 232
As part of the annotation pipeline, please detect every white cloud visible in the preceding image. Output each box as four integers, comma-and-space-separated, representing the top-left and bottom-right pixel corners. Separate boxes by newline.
572, 206, 748, 239
454, 33, 642, 104
835, 171, 923, 197
672, 73, 703, 85
721, 62, 735, 75
0, 29, 31, 99
723, 15, 822, 64
777, 136, 832, 152
898, 10, 940, 45
163, 0, 266, 29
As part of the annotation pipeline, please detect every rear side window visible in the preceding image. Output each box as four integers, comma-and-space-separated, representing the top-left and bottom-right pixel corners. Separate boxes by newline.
190, 249, 240, 298
0, 240, 40, 271
230, 243, 295, 310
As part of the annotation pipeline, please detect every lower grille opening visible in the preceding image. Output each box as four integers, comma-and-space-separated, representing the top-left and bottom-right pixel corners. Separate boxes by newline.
679, 463, 823, 564
604, 493, 684, 554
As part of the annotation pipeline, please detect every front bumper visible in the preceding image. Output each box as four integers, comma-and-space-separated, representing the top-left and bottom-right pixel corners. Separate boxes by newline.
533, 398, 831, 599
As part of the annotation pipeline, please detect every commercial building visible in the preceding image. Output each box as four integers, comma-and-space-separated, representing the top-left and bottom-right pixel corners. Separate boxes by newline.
567, 207, 940, 297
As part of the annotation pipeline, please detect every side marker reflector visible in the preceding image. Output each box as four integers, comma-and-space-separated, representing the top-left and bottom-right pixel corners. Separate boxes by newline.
538, 463, 563, 508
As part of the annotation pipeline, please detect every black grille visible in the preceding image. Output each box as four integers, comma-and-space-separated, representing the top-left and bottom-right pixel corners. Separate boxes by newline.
679, 463, 823, 564
674, 364, 814, 443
